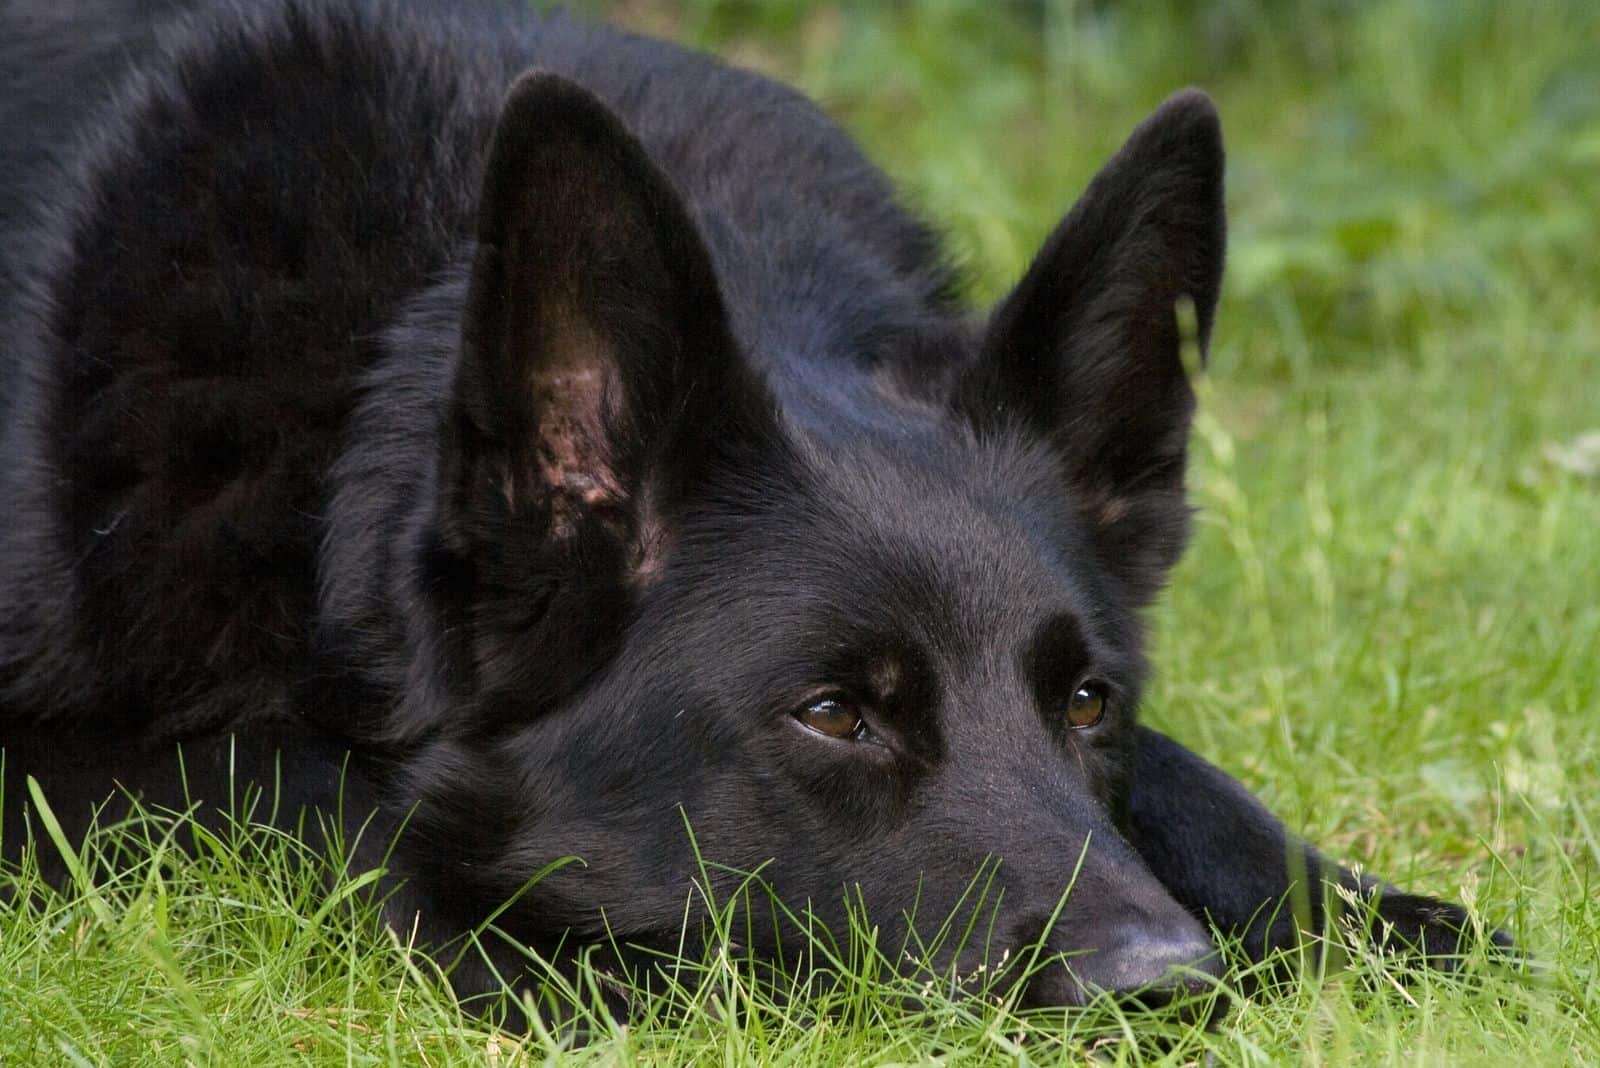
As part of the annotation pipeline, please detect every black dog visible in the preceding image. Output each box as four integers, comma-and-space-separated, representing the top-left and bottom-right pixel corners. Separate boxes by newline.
0, 0, 1504, 1015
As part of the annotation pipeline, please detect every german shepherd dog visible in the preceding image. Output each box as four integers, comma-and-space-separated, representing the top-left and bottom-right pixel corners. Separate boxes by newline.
1, 0, 1505, 1016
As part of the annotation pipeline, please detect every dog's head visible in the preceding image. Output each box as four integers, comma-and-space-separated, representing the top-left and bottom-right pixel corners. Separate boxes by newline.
411, 73, 1226, 1008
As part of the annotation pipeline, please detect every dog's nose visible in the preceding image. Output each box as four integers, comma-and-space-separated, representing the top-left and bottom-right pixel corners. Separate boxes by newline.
1016, 923, 1223, 1017
1066, 929, 1223, 1009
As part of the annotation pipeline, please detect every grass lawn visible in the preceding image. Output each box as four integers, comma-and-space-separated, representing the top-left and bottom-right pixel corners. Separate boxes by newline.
4, 0, 1598, 1063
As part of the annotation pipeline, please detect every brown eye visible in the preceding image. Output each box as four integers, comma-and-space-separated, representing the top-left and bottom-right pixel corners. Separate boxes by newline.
1066, 683, 1106, 729
796, 697, 865, 740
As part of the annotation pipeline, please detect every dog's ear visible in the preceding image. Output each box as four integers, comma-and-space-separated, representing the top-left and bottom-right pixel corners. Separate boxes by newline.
960, 89, 1225, 601
441, 72, 770, 570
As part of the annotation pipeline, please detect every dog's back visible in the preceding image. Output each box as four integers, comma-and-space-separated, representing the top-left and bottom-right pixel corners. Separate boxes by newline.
0, 0, 954, 737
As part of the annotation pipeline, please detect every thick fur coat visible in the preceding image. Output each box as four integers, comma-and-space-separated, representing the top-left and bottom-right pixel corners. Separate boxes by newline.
1, 0, 1504, 1016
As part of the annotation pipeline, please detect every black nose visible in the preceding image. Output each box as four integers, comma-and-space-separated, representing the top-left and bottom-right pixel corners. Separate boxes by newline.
1067, 930, 1223, 1009
1017, 925, 1223, 1018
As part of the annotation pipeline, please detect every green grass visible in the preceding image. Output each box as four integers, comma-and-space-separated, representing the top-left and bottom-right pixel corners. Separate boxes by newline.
5, 0, 1599, 1062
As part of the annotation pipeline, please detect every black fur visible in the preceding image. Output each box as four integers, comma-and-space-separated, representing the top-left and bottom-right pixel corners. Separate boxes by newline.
1, 0, 1505, 1018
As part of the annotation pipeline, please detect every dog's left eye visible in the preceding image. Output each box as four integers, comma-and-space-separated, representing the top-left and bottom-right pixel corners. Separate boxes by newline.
796, 696, 866, 740
1065, 683, 1107, 729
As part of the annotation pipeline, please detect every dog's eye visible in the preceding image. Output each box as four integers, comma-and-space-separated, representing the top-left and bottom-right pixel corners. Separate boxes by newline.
1065, 683, 1107, 729
796, 697, 865, 740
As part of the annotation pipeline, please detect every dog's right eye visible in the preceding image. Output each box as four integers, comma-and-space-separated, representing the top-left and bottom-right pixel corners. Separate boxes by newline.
795, 696, 866, 740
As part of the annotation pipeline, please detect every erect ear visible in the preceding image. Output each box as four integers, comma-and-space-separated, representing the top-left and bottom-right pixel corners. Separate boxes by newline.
959, 89, 1225, 601
442, 72, 769, 568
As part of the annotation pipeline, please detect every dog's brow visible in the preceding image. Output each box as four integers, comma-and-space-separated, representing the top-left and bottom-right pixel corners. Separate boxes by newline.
1020, 612, 1092, 700
867, 655, 905, 696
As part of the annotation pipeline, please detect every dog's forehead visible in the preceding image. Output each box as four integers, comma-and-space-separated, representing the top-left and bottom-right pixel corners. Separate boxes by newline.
677, 426, 1112, 670
827, 440, 1084, 606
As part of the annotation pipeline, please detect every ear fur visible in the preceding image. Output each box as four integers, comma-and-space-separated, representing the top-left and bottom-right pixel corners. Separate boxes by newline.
443, 71, 766, 561
961, 89, 1226, 599
427, 72, 778, 716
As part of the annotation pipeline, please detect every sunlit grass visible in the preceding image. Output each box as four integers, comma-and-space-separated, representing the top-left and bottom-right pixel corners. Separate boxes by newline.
2, 785, 1549, 1065
5, 0, 1598, 1062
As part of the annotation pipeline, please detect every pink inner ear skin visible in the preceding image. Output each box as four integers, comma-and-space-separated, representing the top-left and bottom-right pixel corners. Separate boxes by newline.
531, 365, 626, 528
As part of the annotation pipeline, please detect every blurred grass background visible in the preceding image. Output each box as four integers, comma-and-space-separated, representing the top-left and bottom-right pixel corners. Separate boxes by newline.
5, 0, 1597, 1063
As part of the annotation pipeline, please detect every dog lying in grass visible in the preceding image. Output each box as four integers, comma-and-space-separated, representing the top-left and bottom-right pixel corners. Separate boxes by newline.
0, 0, 1508, 1019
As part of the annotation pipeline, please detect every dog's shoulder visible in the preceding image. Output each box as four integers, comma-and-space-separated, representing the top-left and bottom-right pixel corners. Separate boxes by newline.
0, 1, 511, 731
0, 0, 955, 735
